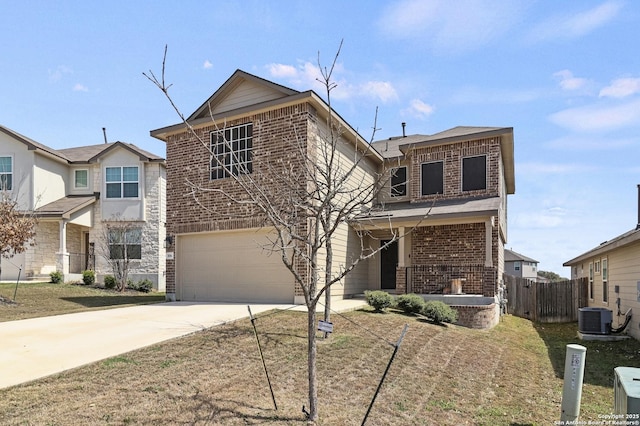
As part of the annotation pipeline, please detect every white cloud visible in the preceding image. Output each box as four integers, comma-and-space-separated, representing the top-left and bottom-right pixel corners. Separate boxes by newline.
599, 77, 640, 98
402, 99, 435, 119
72, 83, 88, 92
266, 63, 298, 79
545, 135, 635, 150
203, 60, 213, 70
528, 0, 623, 42
377, 0, 526, 53
360, 81, 398, 103
553, 70, 589, 91
266, 61, 398, 104
549, 99, 640, 132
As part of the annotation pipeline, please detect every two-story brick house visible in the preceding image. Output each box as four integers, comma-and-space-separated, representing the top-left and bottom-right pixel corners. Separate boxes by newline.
362, 126, 515, 297
151, 69, 515, 322
0, 125, 166, 290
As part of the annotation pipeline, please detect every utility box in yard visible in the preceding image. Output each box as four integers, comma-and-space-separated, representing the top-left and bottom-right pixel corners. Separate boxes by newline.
614, 367, 640, 415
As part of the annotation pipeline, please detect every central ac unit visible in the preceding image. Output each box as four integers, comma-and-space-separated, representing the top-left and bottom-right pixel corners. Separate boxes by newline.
614, 367, 640, 415
578, 307, 612, 334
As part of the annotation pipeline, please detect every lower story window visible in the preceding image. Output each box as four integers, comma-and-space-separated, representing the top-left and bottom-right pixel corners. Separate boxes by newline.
108, 228, 142, 260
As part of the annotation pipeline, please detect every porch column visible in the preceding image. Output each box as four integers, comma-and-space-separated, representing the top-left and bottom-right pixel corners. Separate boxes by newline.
396, 227, 407, 293
485, 217, 494, 267
397, 227, 405, 267
56, 219, 70, 276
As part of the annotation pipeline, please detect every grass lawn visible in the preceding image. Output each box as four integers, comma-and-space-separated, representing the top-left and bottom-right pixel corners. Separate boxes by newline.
1, 306, 639, 425
0, 282, 165, 322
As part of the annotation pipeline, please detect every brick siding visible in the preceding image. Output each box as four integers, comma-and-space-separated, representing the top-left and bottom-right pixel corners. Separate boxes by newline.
164, 103, 313, 296
410, 137, 502, 203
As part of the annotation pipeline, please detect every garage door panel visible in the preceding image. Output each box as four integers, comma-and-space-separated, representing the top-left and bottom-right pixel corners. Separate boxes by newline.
177, 230, 293, 303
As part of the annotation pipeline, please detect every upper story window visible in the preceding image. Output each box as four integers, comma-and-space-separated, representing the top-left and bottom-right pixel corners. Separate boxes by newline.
0, 156, 12, 191
74, 169, 89, 189
390, 166, 407, 197
210, 123, 253, 180
514, 261, 521, 271
462, 155, 486, 192
106, 166, 139, 198
421, 161, 443, 196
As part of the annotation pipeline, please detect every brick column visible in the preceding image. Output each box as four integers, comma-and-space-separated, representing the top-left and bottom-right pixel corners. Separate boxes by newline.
396, 266, 406, 294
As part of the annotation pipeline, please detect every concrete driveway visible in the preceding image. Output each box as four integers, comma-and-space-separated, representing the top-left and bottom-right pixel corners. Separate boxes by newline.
0, 299, 366, 390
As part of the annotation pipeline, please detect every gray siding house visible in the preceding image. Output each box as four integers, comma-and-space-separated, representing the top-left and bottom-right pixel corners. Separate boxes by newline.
504, 249, 539, 281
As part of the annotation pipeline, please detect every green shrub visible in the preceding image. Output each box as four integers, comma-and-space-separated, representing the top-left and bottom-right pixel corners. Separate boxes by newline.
130, 279, 152, 293
421, 301, 458, 324
82, 270, 95, 286
395, 293, 425, 314
365, 290, 393, 312
104, 275, 117, 289
49, 271, 63, 284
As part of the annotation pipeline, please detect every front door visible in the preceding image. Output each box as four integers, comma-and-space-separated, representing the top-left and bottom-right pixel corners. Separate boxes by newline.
380, 240, 398, 290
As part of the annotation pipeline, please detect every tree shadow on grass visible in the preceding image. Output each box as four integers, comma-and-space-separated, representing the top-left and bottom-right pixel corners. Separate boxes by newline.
533, 321, 640, 388
60, 295, 165, 308
175, 392, 303, 424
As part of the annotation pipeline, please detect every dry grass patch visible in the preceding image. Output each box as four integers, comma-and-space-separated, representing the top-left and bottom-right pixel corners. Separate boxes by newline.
0, 282, 165, 322
1, 311, 639, 425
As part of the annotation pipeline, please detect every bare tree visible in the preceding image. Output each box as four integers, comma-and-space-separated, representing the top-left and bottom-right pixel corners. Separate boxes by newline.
97, 215, 142, 292
146, 43, 412, 423
0, 191, 37, 287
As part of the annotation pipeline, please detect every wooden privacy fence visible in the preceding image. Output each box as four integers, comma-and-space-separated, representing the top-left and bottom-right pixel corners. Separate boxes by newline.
504, 275, 588, 323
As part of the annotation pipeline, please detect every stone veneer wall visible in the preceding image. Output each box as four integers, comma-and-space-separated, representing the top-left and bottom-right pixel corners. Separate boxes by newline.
90, 162, 165, 291
164, 103, 313, 297
24, 221, 58, 276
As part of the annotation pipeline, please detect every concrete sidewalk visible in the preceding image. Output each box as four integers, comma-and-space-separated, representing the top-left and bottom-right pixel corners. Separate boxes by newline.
0, 299, 366, 390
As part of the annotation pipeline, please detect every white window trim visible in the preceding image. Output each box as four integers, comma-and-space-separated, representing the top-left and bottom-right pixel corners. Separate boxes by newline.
0, 154, 14, 192
602, 257, 608, 303
74, 169, 89, 190
589, 262, 594, 300
104, 165, 141, 199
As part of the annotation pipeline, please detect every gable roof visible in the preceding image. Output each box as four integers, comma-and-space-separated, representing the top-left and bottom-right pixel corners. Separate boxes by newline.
150, 69, 383, 163
0, 125, 69, 163
505, 249, 538, 263
371, 126, 515, 194
58, 141, 164, 163
187, 69, 300, 121
0, 125, 164, 165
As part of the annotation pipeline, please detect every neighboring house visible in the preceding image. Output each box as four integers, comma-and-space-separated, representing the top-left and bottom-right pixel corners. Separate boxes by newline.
0, 126, 166, 291
564, 186, 640, 339
504, 249, 538, 281
151, 69, 516, 317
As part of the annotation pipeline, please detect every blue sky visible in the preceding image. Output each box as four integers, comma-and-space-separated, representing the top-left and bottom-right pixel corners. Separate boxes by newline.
1, 0, 639, 276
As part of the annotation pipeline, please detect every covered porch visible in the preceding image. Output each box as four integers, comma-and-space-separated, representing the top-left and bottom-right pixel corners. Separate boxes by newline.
356, 197, 502, 298
34, 195, 96, 280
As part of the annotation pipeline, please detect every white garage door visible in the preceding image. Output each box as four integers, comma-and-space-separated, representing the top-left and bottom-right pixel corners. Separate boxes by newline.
176, 229, 294, 303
